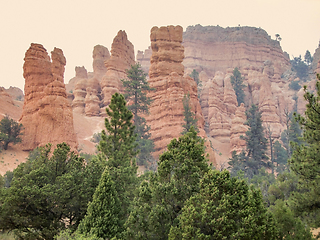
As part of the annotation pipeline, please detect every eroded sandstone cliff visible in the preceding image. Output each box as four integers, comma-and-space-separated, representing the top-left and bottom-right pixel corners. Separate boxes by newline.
145, 25, 216, 164
20, 43, 78, 151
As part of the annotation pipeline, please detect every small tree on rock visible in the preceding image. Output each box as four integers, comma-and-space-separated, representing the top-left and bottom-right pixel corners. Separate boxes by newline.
230, 67, 246, 106
182, 94, 199, 134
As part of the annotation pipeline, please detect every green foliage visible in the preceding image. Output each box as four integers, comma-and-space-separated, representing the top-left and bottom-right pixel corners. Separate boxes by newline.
3, 171, 13, 188
273, 141, 288, 173
55, 229, 103, 240
182, 94, 199, 134
269, 200, 314, 240
0, 115, 23, 150
122, 63, 155, 167
289, 80, 301, 91
189, 69, 200, 86
229, 104, 268, 179
98, 92, 137, 164
304, 50, 313, 66
230, 67, 246, 106
78, 167, 121, 239
291, 55, 309, 81
289, 74, 320, 229
125, 127, 210, 239
169, 170, 278, 239
0, 143, 105, 240
98, 92, 138, 231
266, 171, 299, 206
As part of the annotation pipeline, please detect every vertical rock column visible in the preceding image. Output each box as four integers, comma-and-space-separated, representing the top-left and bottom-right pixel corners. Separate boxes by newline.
146, 25, 209, 160
100, 30, 135, 110
20, 44, 78, 151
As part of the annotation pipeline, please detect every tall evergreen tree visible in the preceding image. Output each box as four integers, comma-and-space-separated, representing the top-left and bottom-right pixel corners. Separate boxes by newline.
181, 94, 199, 134
98, 92, 138, 230
289, 74, 320, 230
230, 67, 246, 106
78, 167, 121, 239
122, 63, 155, 166
229, 104, 268, 179
125, 127, 210, 239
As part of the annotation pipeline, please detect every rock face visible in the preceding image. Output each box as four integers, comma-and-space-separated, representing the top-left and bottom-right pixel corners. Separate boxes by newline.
230, 103, 248, 153
20, 43, 78, 151
183, 25, 290, 76
146, 25, 215, 164
136, 46, 152, 74
100, 30, 135, 108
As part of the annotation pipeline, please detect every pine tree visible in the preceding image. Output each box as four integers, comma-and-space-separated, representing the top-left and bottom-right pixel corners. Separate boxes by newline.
98, 92, 138, 230
125, 127, 210, 239
289, 74, 320, 229
229, 104, 268, 179
230, 67, 246, 106
122, 63, 155, 166
78, 167, 121, 239
182, 94, 199, 134
169, 170, 278, 239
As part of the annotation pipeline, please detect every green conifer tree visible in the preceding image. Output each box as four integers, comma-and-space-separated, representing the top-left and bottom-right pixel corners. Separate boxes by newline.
78, 167, 121, 239
289, 74, 320, 230
122, 63, 155, 166
230, 67, 246, 106
229, 104, 268, 179
169, 170, 278, 239
125, 127, 209, 239
182, 94, 199, 134
98, 92, 138, 230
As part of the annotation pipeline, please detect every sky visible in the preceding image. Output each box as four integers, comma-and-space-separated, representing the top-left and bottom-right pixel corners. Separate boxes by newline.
0, 0, 319, 91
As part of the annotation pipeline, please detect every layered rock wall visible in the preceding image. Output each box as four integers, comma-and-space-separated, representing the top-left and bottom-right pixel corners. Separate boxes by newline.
20, 43, 78, 151
146, 25, 215, 164
183, 25, 290, 76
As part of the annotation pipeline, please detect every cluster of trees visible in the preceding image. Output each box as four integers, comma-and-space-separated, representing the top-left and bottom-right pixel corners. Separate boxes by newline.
290, 50, 314, 81
1, 64, 320, 239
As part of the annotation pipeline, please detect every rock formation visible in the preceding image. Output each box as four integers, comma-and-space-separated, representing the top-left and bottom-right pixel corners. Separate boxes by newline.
136, 46, 152, 74
183, 25, 290, 76
92, 45, 110, 80
100, 30, 135, 109
145, 25, 215, 164
66, 66, 88, 94
230, 103, 248, 153
20, 43, 78, 151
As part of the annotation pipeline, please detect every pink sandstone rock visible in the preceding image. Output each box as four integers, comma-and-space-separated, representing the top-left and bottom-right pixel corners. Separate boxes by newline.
100, 30, 135, 110
146, 25, 215, 165
19, 43, 78, 151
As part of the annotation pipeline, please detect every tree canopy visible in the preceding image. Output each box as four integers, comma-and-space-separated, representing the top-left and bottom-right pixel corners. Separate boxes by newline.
169, 170, 278, 240
289, 73, 320, 229
0, 115, 23, 150
125, 127, 209, 239
0, 143, 106, 239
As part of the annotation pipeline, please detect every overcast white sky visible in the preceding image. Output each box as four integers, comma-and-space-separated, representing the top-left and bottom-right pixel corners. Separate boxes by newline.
0, 0, 319, 91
